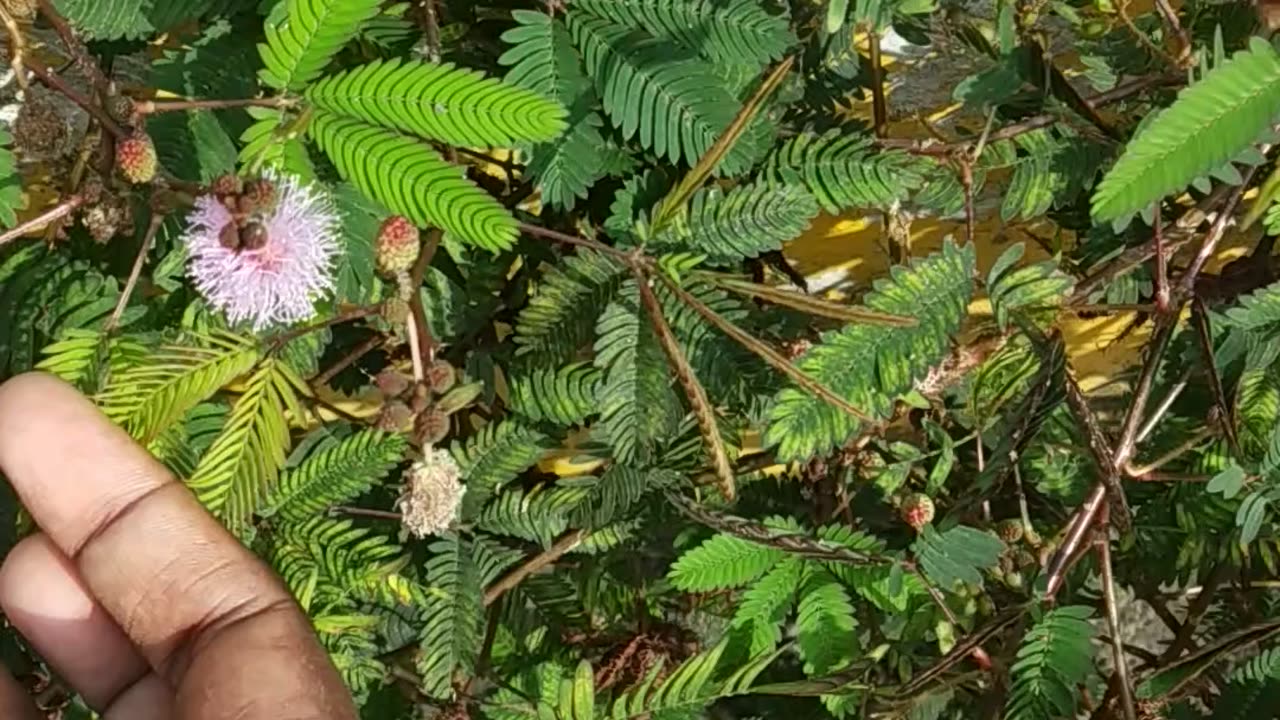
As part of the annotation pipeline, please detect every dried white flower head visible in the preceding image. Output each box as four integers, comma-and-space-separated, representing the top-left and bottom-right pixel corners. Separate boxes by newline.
398, 448, 466, 538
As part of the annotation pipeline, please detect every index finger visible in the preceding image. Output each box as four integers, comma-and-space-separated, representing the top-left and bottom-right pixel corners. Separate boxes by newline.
0, 373, 355, 720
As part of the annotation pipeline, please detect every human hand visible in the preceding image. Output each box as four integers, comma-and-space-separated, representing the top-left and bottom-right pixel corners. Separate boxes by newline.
0, 373, 357, 720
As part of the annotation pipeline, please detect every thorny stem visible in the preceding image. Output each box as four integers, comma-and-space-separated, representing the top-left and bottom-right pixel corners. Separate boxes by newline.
484, 529, 585, 607
36, 0, 109, 96
1179, 169, 1258, 293
1047, 314, 1178, 598
912, 567, 993, 671
105, 213, 164, 332
517, 222, 635, 264
25, 56, 125, 140
1063, 370, 1132, 533
0, 194, 84, 247
1135, 367, 1192, 444
1124, 427, 1216, 477
329, 506, 403, 521
1114, 315, 1179, 470
408, 228, 442, 366
876, 74, 1180, 155
657, 272, 874, 422
267, 305, 381, 353
137, 97, 290, 114
1097, 509, 1138, 720
1153, 0, 1193, 67
1191, 297, 1240, 456
1069, 181, 1235, 304
1046, 485, 1105, 599
636, 269, 735, 500
0, 6, 27, 92
667, 491, 889, 565
1153, 204, 1170, 312
313, 335, 387, 387
867, 29, 888, 137
417, 0, 443, 63
1116, 0, 1180, 68
1161, 562, 1229, 661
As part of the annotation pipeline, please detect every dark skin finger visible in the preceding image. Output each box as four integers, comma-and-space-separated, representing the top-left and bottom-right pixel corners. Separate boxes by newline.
0, 372, 356, 720
0, 669, 40, 720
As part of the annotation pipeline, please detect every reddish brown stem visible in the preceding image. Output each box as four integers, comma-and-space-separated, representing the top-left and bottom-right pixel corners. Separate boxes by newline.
1191, 297, 1240, 457
1153, 204, 1171, 313
484, 529, 585, 607
517, 222, 635, 263
25, 57, 124, 140
1046, 485, 1106, 599
137, 97, 289, 114
868, 30, 888, 137
36, 0, 110, 96
417, 0, 443, 63
877, 74, 1180, 155
268, 305, 381, 353
407, 228, 442, 366
105, 213, 164, 332
1179, 172, 1257, 293
313, 335, 388, 388
330, 506, 402, 521
0, 195, 84, 247
962, 162, 976, 246
1097, 509, 1138, 720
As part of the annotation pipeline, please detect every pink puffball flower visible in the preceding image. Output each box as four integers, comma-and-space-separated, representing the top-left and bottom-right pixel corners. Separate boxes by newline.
183, 170, 341, 331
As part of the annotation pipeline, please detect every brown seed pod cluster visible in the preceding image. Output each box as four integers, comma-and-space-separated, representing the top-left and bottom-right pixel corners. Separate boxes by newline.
372, 358, 464, 447
209, 174, 278, 253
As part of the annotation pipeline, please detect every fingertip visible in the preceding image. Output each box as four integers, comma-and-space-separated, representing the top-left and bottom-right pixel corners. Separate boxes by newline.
0, 534, 149, 708
0, 369, 173, 557
0, 372, 70, 413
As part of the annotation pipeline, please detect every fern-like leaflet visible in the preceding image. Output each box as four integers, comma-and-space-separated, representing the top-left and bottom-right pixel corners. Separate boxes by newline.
766, 241, 977, 461
568, 0, 793, 66
508, 361, 602, 426
651, 182, 819, 264
187, 359, 306, 533
258, 0, 383, 90
1004, 606, 1096, 720
593, 281, 682, 463
95, 331, 260, 445
761, 130, 927, 212
306, 58, 567, 147
260, 429, 407, 521
514, 249, 627, 362
669, 532, 783, 591
500, 10, 612, 210
417, 535, 518, 699
567, 13, 753, 173
270, 516, 410, 611
453, 418, 553, 518
986, 243, 1074, 331
1092, 37, 1280, 223
308, 111, 519, 251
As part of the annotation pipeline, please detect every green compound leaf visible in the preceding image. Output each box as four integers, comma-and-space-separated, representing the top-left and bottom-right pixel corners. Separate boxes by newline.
308, 112, 518, 252
258, 0, 383, 91
306, 58, 567, 147
1092, 37, 1280, 223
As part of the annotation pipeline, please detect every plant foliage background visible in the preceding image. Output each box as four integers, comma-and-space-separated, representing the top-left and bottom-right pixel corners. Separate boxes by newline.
4, 0, 1280, 718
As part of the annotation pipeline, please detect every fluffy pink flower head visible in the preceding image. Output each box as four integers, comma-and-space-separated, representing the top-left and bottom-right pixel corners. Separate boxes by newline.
183, 170, 340, 331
